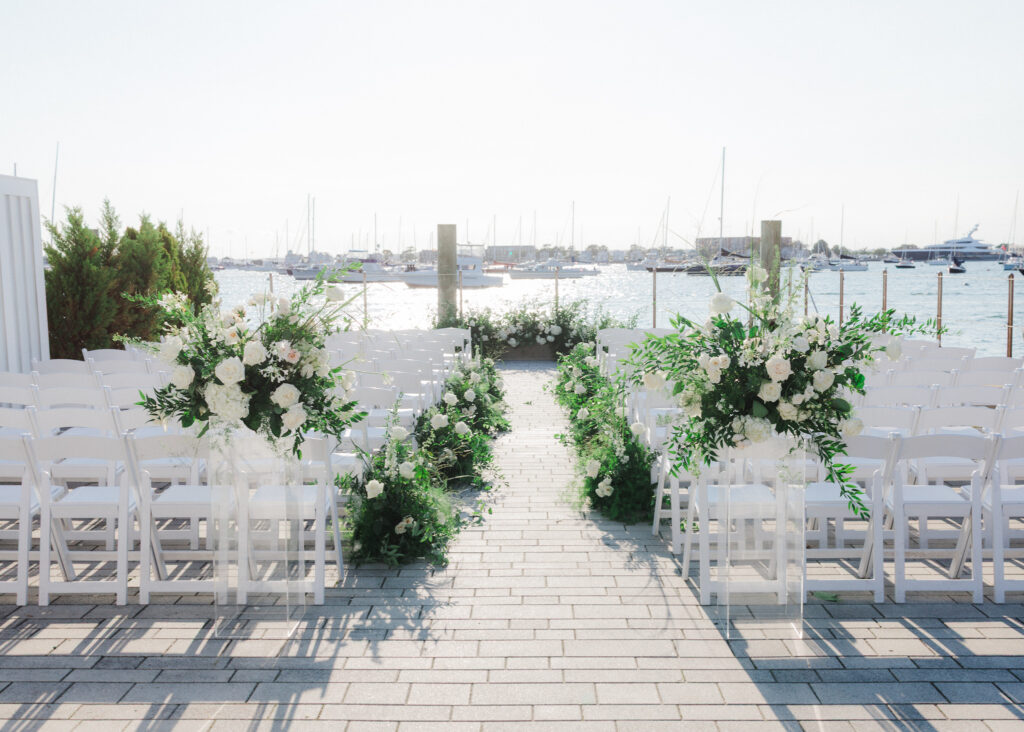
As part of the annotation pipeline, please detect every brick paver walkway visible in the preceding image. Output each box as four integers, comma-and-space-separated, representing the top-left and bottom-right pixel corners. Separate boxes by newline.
2, 362, 1024, 729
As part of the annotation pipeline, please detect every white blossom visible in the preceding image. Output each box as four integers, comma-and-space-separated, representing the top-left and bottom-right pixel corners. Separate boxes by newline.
430, 413, 449, 430
170, 364, 195, 390
214, 356, 245, 385
812, 369, 835, 392
243, 340, 268, 366
454, 421, 471, 435
399, 461, 415, 479
758, 381, 782, 403
709, 292, 735, 315
282, 404, 306, 432
365, 479, 384, 499
271, 383, 301, 408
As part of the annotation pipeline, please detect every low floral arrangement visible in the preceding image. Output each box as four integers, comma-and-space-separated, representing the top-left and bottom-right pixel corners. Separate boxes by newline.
437, 299, 637, 360
554, 342, 656, 523
628, 265, 930, 514
346, 356, 509, 565
139, 278, 365, 454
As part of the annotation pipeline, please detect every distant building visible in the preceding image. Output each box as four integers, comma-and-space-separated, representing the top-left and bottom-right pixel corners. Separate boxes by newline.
696, 236, 793, 253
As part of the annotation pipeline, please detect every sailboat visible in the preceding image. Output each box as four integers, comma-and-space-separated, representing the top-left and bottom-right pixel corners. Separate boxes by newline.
947, 256, 966, 274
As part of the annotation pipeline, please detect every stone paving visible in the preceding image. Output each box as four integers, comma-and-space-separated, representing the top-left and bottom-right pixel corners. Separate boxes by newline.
2, 362, 1024, 730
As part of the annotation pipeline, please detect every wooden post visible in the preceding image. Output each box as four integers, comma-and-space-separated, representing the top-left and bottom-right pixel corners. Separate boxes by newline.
652, 268, 657, 328
937, 271, 943, 345
437, 224, 457, 322
882, 268, 887, 311
554, 267, 560, 312
759, 220, 782, 303
839, 269, 845, 326
804, 276, 809, 317
458, 270, 464, 319
1009, 273, 1015, 358
268, 272, 274, 295
362, 270, 368, 328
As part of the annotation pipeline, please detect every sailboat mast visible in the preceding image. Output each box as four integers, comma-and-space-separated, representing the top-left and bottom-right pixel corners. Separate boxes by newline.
570, 201, 575, 253
664, 196, 670, 251
840, 204, 845, 256
50, 142, 60, 228
719, 147, 726, 255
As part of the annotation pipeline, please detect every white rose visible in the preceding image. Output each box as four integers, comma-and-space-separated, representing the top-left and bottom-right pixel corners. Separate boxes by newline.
576, 407, 590, 421
281, 404, 306, 432
391, 426, 409, 441
399, 461, 415, 479
443, 392, 458, 406
223, 326, 241, 345
642, 371, 666, 391
170, 364, 195, 390
277, 297, 291, 315
744, 417, 773, 443
777, 401, 798, 421
463, 389, 476, 402
791, 335, 810, 353
585, 459, 601, 479
326, 286, 345, 302
807, 350, 828, 371
758, 381, 782, 403
709, 292, 735, 315
205, 382, 250, 422
271, 383, 301, 408
454, 421, 470, 435
546, 335, 555, 342
536, 335, 546, 345
430, 413, 449, 430
765, 355, 792, 382
791, 394, 804, 406
630, 421, 647, 437
549, 325, 562, 336
243, 340, 268, 366
828, 324, 839, 339
812, 369, 836, 392
840, 417, 864, 438
706, 367, 722, 384
394, 522, 407, 535
158, 335, 184, 364
507, 338, 518, 347
214, 356, 245, 385
596, 477, 613, 498
469, 372, 481, 384
365, 479, 384, 499
574, 383, 586, 395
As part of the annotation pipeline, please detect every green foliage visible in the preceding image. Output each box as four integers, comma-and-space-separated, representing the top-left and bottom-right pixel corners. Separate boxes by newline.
43, 201, 217, 358
347, 357, 509, 565
553, 342, 657, 524
436, 298, 637, 361
43, 208, 119, 359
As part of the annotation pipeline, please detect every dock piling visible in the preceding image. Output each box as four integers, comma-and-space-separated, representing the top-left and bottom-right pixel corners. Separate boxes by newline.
1009, 273, 1016, 358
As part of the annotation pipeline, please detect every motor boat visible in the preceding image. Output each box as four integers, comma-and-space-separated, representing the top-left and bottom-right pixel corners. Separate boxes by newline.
893, 225, 1000, 262
894, 258, 916, 269
402, 256, 504, 288
948, 256, 966, 274
883, 253, 900, 264
508, 259, 598, 280
1002, 253, 1023, 271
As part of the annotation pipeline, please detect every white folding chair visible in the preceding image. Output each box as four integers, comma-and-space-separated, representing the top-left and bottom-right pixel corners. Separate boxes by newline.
98, 372, 167, 391
83, 348, 137, 362
125, 432, 214, 602
32, 358, 92, 375
0, 435, 37, 604
89, 359, 151, 376
984, 435, 1024, 602
887, 433, 997, 603
858, 405, 920, 437
890, 370, 956, 388
0, 372, 35, 389
32, 371, 101, 390
34, 386, 109, 410
804, 434, 896, 602
27, 434, 135, 605
956, 370, 1021, 389
0, 385, 37, 409
862, 385, 936, 409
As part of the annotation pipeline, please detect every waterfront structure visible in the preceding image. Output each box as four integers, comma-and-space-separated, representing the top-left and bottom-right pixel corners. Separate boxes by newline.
893, 225, 1001, 261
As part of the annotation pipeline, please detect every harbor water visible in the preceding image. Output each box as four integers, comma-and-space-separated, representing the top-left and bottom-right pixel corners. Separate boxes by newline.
215, 262, 1023, 358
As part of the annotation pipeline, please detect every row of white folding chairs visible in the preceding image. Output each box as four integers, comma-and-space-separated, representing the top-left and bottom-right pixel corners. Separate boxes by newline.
0, 428, 352, 606
866, 367, 1023, 390
855, 383, 1024, 409
675, 431, 1024, 604
327, 328, 470, 360
0, 377, 167, 411
32, 356, 158, 377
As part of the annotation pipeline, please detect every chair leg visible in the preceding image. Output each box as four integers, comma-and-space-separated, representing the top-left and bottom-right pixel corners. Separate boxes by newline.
140, 508, 152, 605
993, 506, 1006, 604
970, 508, 984, 604
39, 511, 51, 607
17, 507, 29, 606
894, 504, 907, 603
670, 477, 682, 554
652, 457, 667, 536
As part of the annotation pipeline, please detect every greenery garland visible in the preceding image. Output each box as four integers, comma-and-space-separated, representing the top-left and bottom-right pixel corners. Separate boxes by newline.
553, 342, 656, 524
345, 356, 509, 565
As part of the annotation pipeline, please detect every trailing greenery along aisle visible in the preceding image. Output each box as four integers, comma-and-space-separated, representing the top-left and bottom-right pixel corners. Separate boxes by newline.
345, 356, 509, 565
552, 342, 656, 524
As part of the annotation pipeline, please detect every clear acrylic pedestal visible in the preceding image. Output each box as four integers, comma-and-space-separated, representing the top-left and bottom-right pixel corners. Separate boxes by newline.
208, 429, 306, 639
710, 436, 806, 639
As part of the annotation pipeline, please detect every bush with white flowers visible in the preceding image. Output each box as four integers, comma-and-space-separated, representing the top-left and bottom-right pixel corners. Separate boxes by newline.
138, 274, 365, 454
553, 342, 657, 524
436, 298, 637, 361
347, 356, 509, 565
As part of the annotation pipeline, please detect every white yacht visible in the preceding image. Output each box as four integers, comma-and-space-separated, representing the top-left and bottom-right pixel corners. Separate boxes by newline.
402, 256, 504, 288
508, 259, 598, 280
893, 225, 1000, 262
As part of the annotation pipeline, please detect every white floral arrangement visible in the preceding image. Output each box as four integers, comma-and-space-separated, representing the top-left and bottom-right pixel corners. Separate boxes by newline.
140, 279, 364, 454
629, 265, 922, 512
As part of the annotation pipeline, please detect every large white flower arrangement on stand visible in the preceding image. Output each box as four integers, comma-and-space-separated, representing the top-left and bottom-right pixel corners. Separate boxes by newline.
629, 264, 924, 514
139, 278, 365, 455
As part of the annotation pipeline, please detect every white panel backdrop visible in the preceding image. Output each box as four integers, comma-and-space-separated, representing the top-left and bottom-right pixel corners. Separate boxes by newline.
0, 175, 49, 373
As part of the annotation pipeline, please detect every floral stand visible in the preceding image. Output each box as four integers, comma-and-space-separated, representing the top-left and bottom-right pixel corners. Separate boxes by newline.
209, 430, 306, 639
707, 436, 806, 639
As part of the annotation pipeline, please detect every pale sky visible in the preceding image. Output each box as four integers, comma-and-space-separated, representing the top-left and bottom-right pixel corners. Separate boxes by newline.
3, 0, 1022, 257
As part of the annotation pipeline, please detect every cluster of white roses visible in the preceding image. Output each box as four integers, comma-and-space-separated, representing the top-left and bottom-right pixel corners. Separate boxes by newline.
584, 458, 615, 498
696, 353, 730, 384
394, 515, 415, 535
533, 323, 562, 345
731, 415, 774, 446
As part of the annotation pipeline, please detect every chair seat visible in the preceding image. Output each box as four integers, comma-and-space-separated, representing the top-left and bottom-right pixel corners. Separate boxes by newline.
249, 484, 330, 519
704, 483, 775, 516
888, 484, 968, 509
984, 486, 1024, 510
806, 482, 868, 507
50, 458, 117, 482
53, 485, 136, 517
152, 484, 217, 514
0, 484, 39, 513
